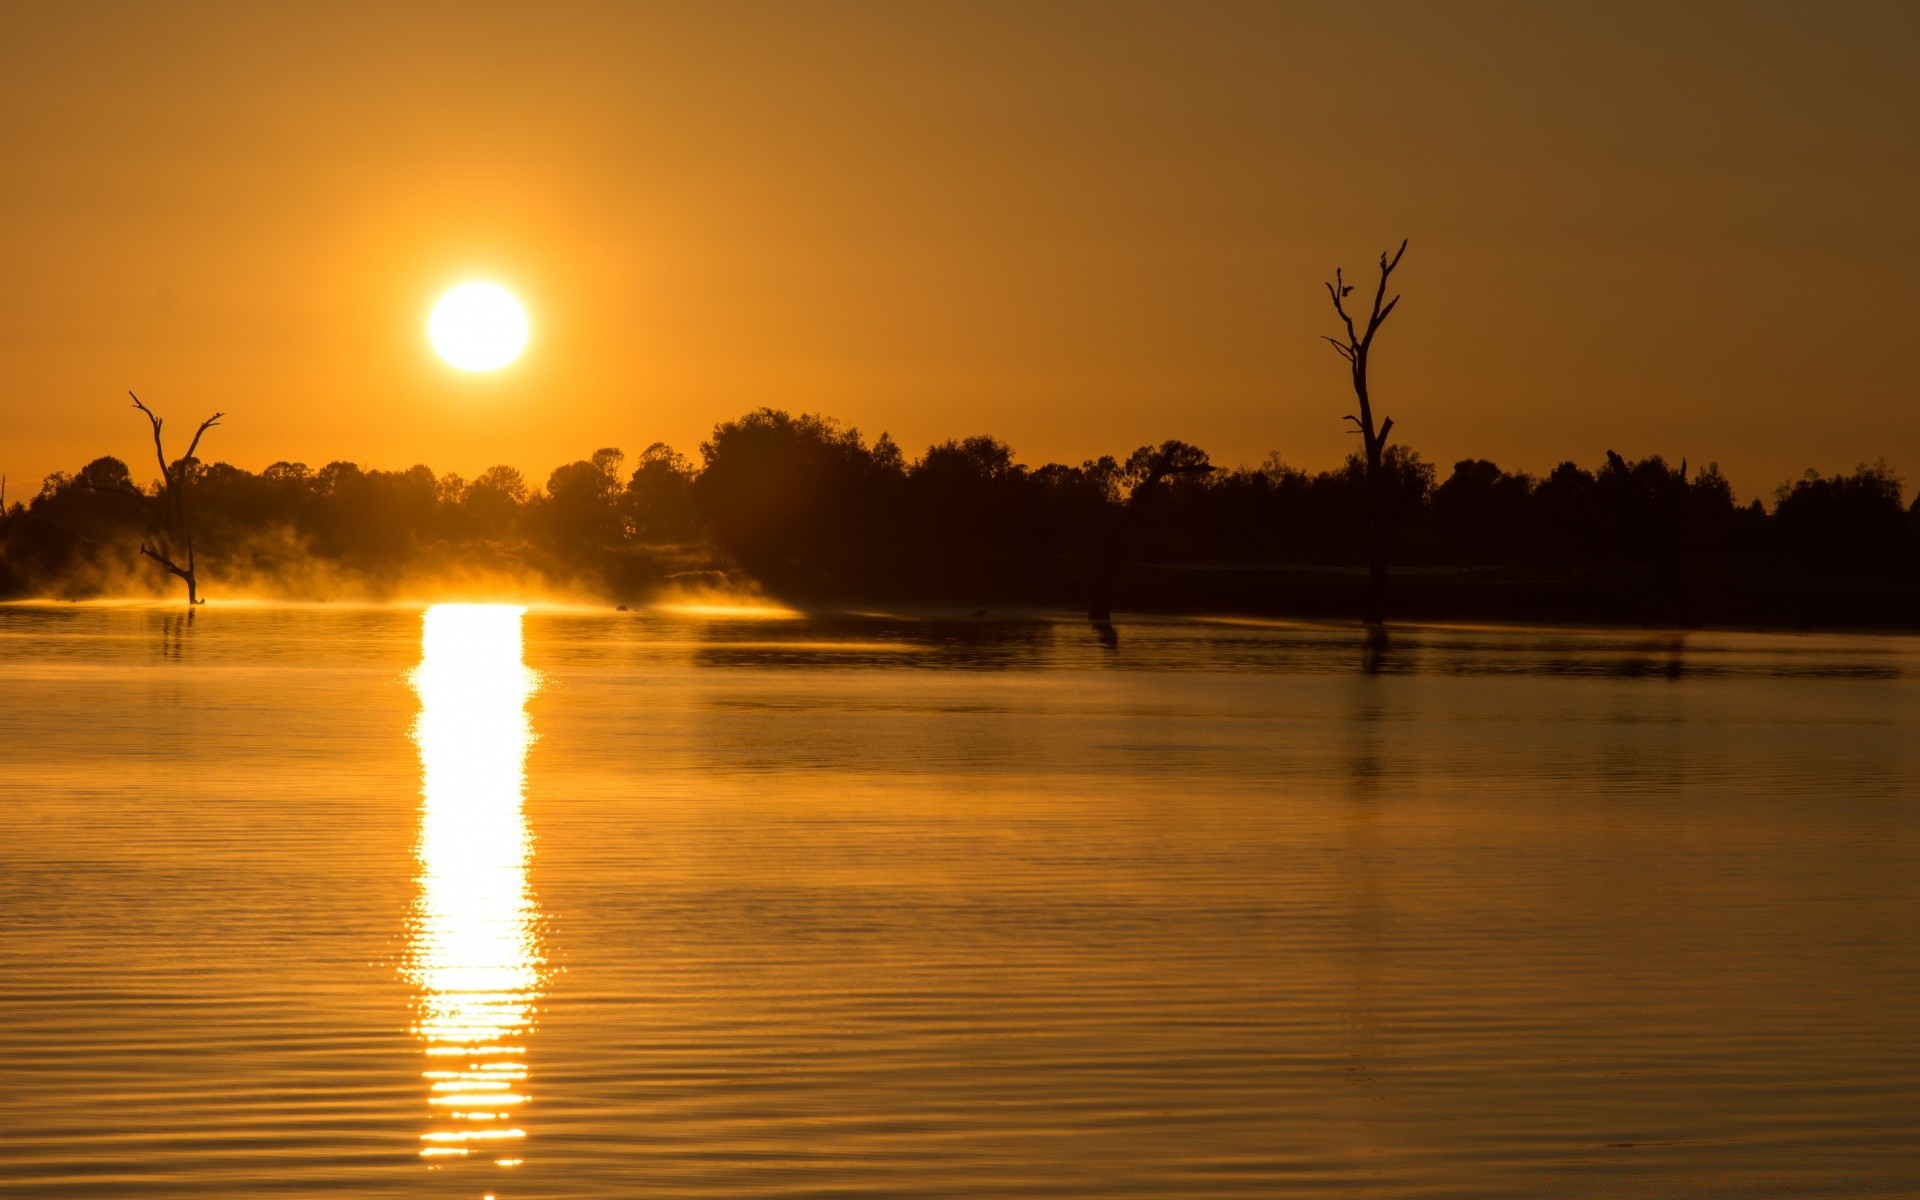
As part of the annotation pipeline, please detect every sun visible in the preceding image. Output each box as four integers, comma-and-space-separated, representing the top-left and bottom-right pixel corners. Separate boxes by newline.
429, 282, 529, 372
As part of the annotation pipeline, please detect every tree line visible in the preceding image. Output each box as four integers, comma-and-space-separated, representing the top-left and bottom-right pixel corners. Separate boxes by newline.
5, 241, 1916, 625
4, 404, 1915, 625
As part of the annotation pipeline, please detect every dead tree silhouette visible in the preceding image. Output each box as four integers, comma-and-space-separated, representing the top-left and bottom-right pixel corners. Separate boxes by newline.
1324, 238, 1408, 625
96, 393, 224, 604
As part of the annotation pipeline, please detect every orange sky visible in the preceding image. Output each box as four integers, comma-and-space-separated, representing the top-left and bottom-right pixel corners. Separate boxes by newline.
3, 1, 1916, 502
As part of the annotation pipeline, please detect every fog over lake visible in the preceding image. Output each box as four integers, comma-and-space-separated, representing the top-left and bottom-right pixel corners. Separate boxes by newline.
3, 605, 1916, 1198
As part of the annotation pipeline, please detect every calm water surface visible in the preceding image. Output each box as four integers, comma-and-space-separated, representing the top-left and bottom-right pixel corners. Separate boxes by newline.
2, 604, 1917, 1198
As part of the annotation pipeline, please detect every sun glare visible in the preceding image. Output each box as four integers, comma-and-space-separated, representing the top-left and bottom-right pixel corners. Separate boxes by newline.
408, 604, 544, 1166
429, 282, 529, 372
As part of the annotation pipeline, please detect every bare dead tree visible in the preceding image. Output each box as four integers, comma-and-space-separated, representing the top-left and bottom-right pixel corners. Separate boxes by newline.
103, 393, 224, 605
1323, 238, 1408, 625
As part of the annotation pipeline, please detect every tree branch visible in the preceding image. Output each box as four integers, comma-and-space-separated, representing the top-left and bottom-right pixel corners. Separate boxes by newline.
1320, 335, 1355, 361
129, 392, 168, 482
1326, 269, 1360, 348
181, 412, 225, 466
1358, 239, 1409, 355
138, 542, 191, 581
1374, 239, 1408, 310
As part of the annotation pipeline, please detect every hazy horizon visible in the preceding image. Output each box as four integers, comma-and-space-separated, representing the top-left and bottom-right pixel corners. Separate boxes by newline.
5, 1, 1918, 495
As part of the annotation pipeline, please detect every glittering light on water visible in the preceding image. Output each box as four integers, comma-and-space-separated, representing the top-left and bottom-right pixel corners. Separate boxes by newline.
406, 604, 543, 1168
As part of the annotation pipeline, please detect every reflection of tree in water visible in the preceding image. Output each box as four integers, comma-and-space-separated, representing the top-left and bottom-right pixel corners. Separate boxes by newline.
1330, 643, 1391, 1159
1346, 628, 1394, 795
1359, 626, 1393, 677
1657, 634, 1686, 681
155, 610, 192, 662
1597, 653, 1691, 798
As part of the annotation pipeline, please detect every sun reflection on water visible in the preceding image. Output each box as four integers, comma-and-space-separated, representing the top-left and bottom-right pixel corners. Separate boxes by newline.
407, 604, 543, 1169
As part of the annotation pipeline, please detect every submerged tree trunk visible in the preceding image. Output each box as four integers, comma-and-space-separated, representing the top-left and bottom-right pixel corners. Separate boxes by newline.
109, 394, 224, 606
1323, 240, 1408, 626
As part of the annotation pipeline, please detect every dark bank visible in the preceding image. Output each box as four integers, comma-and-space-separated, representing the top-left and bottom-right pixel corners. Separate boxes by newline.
4, 405, 1915, 629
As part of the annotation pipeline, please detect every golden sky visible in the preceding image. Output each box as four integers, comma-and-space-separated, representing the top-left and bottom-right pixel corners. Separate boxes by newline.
2, 1, 1916, 499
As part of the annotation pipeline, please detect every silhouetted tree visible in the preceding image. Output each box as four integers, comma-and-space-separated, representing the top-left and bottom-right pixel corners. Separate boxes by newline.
539, 448, 627, 556
102, 394, 224, 604
1323, 238, 1409, 623
1089, 440, 1214, 620
624, 443, 697, 542
1533, 461, 1599, 561
909, 435, 1036, 601
1029, 456, 1121, 590
1432, 459, 1535, 565
465, 465, 530, 541
693, 409, 902, 596
1598, 451, 1688, 568
1772, 461, 1906, 560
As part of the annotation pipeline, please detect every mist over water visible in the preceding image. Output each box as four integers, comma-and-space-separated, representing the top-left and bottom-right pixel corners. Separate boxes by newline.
2, 605, 1917, 1197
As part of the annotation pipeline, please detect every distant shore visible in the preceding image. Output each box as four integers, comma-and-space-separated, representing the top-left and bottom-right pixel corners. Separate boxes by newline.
6, 408, 1914, 630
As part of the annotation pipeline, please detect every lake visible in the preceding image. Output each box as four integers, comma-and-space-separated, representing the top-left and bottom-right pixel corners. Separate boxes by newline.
2, 603, 1917, 1198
